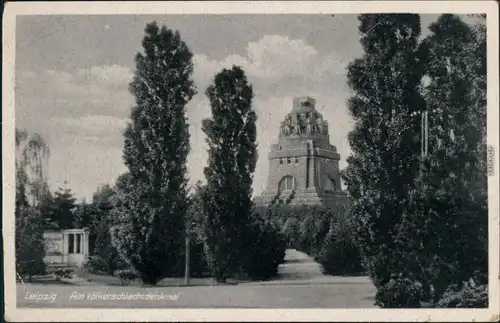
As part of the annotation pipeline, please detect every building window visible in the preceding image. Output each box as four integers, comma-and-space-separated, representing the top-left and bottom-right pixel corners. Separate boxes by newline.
295, 158, 299, 163
279, 175, 296, 192
287, 158, 292, 164
67, 233, 83, 254
279, 145, 283, 150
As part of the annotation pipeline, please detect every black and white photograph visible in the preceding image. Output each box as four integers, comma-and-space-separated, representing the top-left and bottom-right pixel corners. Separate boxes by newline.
3, 1, 499, 321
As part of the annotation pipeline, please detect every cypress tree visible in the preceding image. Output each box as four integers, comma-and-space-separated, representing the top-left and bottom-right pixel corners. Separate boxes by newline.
341, 14, 425, 307
50, 187, 77, 229
201, 66, 257, 282
110, 22, 196, 285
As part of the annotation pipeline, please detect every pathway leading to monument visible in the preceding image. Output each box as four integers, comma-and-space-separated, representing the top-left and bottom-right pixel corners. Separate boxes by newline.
277, 249, 328, 281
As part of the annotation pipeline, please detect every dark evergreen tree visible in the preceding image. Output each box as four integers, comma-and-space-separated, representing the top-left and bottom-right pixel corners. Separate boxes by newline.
38, 190, 57, 229
341, 14, 425, 307
110, 22, 196, 285
201, 66, 257, 282
74, 200, 93, 229
50, 187, 77, 229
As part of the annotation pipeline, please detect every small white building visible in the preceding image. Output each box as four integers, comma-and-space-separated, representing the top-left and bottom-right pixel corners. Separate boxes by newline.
43, 228, 90, 267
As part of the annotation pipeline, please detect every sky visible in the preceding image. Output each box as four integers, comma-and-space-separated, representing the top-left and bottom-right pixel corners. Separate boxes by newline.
15, 14, 467, 201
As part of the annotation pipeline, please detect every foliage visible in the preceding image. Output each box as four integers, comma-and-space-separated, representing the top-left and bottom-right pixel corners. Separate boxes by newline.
201, 66, 257, 282
15, 129, 51, 207
316, 214, 364, 276
85, 222, 129, 275
53, 268, 74, 281
38, 191, 58, 230
341, 14, 426, 307
114, 268, 140, 285
84, 183, 131, 276
436, 275, 488, 308
84, 176, 132, 276
73, 201, 95, 230
239, 208, 287, 280
342, 14, 487, 308
48, 187, 78, 230
375, 275, 423, 308
81, 184, 116, 253
256, 202, 364, 276
110, 22, 196, 285
184, 182, 211, 278
15, 129, 49, 281
397, 14, 488, 305
15, 207, 47, 281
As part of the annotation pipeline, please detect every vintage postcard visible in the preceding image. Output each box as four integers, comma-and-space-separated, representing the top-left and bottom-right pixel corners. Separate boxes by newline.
3, 1, 500, 321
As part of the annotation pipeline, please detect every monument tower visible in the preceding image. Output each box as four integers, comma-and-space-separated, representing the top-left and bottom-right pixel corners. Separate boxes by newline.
256, 97, 347, 206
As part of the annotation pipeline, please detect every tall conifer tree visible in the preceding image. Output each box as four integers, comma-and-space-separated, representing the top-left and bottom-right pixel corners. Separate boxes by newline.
341, 14, 425, 307
111, 22, 196, 285
201, 66, 257, 282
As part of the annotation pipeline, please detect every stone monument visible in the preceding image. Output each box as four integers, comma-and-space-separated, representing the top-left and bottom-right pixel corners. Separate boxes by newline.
256, 96, 347, 206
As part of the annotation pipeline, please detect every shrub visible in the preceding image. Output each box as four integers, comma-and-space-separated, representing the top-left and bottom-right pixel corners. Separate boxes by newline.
240, 210, 287, 280
263, 204, 345, 256
114, 268, 139, 285
53, 268, 74, 282
16, 207, 47, 282
436, 276, 488, 308
86, 222, 129, 275
17, 259, 46, 282
85, 254, 128, 276
375, 275, 424, 308
281, 217, 300, 248
316, 222, 364, 276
